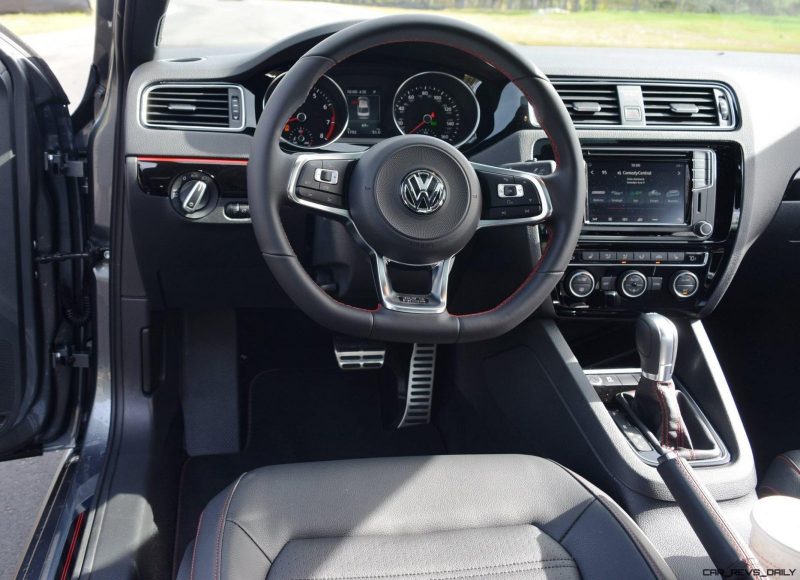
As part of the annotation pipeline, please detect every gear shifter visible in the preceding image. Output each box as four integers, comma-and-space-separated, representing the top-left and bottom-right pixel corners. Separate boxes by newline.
632, 313, 694, 452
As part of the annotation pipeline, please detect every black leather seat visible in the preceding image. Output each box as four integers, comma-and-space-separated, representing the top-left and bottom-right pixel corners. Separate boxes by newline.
178, 455, 674, 580
758, 450, 800, 499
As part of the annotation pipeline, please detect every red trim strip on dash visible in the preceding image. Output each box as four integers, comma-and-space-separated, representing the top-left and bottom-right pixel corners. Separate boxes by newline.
136, 156, 249, 166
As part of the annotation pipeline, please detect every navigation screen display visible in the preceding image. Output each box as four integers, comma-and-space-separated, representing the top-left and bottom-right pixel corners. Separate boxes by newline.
586, 160, 689, 225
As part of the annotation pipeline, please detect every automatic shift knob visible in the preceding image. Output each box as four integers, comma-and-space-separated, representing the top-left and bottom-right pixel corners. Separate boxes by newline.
636, 313, 678, 382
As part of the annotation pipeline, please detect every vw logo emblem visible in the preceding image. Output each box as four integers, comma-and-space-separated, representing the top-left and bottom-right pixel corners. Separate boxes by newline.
400, 170, 447, 215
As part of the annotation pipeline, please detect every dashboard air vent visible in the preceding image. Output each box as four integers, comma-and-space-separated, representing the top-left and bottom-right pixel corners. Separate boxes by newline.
641, 84, 728, 127
142, 84, 244, 131
553, 82, 621, 125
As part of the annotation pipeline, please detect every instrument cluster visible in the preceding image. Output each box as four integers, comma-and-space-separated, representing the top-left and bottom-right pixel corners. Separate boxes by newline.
261, 69, 481, 150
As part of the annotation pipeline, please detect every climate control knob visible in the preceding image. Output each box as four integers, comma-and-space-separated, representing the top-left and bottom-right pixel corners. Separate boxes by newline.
619, 270, 647, 298
671, 270, 700, 298
567, 270, 595, 299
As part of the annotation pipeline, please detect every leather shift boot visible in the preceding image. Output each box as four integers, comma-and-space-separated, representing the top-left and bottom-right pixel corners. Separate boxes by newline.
633, 377, 694, 452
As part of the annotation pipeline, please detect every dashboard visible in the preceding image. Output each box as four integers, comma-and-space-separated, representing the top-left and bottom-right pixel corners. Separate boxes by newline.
123, 22, 800, 320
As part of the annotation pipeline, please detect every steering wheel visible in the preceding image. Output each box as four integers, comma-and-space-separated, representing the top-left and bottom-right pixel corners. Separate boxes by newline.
248, 15, 585, 343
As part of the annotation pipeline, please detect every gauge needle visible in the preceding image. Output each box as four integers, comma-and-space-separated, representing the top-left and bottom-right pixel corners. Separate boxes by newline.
409, 112, 435, 134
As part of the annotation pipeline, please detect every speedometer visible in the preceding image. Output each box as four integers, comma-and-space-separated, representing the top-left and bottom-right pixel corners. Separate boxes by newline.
392, 71, 480, 147
263, 73, 348, 149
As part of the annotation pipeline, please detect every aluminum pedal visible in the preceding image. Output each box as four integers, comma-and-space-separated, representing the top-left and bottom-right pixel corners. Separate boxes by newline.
333, 337, 386, 370
397, 343, 437, 428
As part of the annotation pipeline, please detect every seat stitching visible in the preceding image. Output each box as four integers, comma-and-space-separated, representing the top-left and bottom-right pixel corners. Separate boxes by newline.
189, 510, 205, 580
757, 484, 784, 497
288, 561, 577, 580
224, 519, 273, 564
215, 473, 247, 580
778, 453, 800, 477
673, 456, 755, 568
552, 498, 596, 543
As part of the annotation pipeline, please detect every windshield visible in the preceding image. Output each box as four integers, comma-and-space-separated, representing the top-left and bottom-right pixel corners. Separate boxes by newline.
159, 0, 800, 53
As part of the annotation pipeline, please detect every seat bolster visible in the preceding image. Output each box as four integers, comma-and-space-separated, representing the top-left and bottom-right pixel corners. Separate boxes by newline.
552, 462, 676, 580
188, 474, 271, 580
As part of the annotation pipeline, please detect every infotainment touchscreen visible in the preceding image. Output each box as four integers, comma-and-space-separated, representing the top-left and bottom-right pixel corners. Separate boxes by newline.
586, 160, 689, 225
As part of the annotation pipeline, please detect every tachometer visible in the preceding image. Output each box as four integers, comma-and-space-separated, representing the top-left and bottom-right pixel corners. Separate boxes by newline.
263, 74, 348, 149
392, 71, 479, 147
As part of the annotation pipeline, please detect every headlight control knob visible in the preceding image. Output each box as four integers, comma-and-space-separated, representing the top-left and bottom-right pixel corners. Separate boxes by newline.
170, 171, 218, 219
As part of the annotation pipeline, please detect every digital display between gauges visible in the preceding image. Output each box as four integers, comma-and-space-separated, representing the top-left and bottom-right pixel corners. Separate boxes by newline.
263, 74, 348, 149
392, 71, 480, 147
345, 88, 382, 138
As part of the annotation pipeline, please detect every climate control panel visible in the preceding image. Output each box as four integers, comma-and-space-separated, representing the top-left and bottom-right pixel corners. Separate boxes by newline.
557, 247, 713, 316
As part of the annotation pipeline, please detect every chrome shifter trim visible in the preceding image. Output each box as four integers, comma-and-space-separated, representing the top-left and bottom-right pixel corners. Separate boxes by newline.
640, 312, 678, 382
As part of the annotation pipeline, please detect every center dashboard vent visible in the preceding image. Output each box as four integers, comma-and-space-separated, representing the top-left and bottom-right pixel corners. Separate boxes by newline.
553, 82, 621, 125
544, 79, 736, 130
141, 84, 245, 131
641, 84, 723, 126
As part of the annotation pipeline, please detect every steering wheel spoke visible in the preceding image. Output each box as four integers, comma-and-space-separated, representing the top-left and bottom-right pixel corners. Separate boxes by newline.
287, 151, 362, 218
472, 162, 553, 228
372, 255, 455, 314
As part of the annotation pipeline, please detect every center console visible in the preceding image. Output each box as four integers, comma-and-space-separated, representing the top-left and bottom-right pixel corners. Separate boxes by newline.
538, 141, 743, 318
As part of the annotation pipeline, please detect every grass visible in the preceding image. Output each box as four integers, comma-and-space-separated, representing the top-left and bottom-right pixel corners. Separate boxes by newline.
1, 5, 798, 53
440, 10, 800, 53
0, 12, 93, 36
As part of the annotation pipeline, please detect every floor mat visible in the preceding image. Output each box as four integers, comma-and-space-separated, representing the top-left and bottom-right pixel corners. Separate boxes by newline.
175, 367, 445, 572
246, 368, 445, 462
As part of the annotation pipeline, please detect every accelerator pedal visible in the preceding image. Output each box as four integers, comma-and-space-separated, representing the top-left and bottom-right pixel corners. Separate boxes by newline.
333, 337, 386, 370
397, 343, 437, 428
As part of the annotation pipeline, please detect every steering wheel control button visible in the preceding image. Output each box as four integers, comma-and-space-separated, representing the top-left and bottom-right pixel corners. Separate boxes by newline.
169, 171, 218, 219
620, 270, 647, 298
296, 186, 343, 208
568, 270, 595, 299
672, 270, 700, 298
314, 167, 339, 185
497, 183, 524, 199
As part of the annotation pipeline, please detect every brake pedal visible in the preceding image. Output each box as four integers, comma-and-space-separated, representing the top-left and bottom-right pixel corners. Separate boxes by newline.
397, 343, 437, 428
333, 337, 386, 370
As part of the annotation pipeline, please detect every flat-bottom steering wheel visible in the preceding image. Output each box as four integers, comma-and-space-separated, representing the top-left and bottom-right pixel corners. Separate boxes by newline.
248, 15, 586, 343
